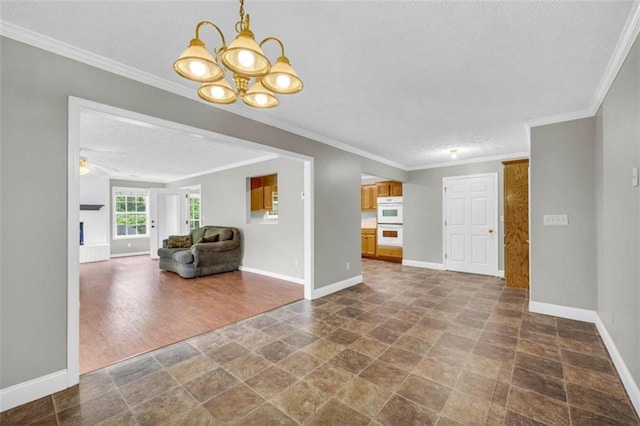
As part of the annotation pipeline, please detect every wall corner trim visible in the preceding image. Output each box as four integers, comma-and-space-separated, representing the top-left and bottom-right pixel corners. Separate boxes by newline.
0, 370, 68, 412
594, 316, 640, 415
529, 300, 640, 415
311, 275, 363, 300
238, 266, 304, 285
402, 260, 445, 270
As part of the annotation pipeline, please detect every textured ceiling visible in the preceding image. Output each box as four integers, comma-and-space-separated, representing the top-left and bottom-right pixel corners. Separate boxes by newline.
80, 111, 276, 182
2, 1, 637, 170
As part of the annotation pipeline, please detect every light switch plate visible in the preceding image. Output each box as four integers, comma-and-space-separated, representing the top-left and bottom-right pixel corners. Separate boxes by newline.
543, 214, 568, 226
632, 167, 639, 187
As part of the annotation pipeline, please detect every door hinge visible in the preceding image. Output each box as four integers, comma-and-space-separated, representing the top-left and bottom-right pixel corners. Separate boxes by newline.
445, 253, 448, 259
185, 194, 189, 198
444, 187, 447, 193
444, 220, 447, 226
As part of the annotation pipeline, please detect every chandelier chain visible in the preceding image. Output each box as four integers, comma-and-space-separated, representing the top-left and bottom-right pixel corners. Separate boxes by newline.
237, 0, 246, 31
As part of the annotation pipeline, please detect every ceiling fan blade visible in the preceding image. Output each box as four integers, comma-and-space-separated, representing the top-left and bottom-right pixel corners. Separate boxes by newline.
91, 163, 120, 174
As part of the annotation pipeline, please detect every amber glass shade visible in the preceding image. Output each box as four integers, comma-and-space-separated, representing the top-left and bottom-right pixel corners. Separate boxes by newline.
242, 79, 278, 108
174, 38, 224, 82
79, 158, 90, 175
262, 56, 303, 94
221, 29, 271, 77
198, 78, 238, 104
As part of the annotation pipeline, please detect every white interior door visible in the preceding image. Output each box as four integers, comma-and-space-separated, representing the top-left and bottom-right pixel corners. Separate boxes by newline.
443, 174, 498, 275
149, 188, 189, 259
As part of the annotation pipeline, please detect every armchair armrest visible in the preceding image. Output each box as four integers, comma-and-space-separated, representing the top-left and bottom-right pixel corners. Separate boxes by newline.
191, 241, 241, 267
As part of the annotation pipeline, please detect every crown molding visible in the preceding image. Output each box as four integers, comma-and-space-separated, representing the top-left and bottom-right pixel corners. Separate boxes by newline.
525, 108, 595, 129
407, 151, 530, 171
591, 0, 640, 112
0, 21, 408, 171
166, 154, 280, 184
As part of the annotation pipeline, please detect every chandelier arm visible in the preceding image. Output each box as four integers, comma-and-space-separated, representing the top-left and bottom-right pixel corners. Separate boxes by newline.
259, 37, 286, 57
195, 21, 228, 49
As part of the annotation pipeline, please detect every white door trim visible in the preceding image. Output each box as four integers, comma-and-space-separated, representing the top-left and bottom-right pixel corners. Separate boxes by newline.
149, 188, 189, 259
442, 172, 499, 276
66, 96, 314, 397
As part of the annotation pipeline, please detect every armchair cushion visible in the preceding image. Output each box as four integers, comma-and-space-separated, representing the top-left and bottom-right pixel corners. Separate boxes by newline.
173, 250, 194, 264
219, 229, 234, 241
202, 234, 219, 243
167, 235, 192, 248
191, 227, 207, 244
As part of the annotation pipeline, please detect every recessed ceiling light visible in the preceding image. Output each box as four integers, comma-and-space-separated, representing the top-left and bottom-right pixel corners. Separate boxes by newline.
450, 149, 458, 159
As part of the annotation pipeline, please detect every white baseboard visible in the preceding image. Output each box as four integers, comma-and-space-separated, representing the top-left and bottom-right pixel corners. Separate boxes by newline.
497, 270, 505, 278
110, 251, 150, 258
239, 266, 304, 285
0, 370, 68, 412
529, 300, 640, 415
595, 316, 640, 415
311, 275, 363, 300
402, 259, 445, 270
528, 301, 598, 323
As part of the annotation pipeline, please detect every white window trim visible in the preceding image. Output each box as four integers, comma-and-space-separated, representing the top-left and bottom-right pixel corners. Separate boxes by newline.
112, 186, 150, 239
184, 184, 202, 230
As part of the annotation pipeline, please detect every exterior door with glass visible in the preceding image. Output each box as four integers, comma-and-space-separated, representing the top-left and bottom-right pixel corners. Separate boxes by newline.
149, 188, 189, 259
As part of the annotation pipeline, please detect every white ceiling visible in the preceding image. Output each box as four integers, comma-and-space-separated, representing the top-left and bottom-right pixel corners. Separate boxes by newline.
2, 1, 638, 172
80, 111, 276, 183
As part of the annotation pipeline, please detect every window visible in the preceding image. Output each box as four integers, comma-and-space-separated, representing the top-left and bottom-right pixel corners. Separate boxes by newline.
113, 188, 149, 238
188, 189, 201, 230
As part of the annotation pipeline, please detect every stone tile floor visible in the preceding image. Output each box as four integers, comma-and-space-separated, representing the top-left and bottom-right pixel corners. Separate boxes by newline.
2, 259, 639, 425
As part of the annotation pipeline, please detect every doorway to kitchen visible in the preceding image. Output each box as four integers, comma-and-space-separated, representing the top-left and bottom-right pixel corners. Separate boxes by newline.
443, 173, 498, 276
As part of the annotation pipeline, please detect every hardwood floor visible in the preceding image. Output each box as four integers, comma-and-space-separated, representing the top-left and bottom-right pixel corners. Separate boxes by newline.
80, 255, 303, 374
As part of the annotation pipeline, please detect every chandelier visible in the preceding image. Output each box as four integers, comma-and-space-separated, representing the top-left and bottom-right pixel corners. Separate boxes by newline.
173, 0, 303, 109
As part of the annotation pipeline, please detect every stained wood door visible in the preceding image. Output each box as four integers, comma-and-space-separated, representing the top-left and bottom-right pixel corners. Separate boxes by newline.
443, 174, 498, 275
503, 159, 529, 288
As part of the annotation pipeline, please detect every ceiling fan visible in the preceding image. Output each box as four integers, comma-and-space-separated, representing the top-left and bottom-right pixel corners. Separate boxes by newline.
78, 153, 120, 176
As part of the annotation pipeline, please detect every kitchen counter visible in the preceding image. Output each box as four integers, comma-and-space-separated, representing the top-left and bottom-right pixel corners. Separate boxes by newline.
361, 223, 377, 229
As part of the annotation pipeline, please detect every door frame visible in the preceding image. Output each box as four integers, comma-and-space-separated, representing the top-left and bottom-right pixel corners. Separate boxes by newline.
68, 96, 314, 387
148, 188, 189, 259
442, 172, 499, 276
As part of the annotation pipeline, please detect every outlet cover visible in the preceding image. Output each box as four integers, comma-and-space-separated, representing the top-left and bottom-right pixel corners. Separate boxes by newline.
543, 214, 568, 226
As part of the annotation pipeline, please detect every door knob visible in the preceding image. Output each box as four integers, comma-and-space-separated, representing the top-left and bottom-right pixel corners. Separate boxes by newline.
488, 228, 494, 234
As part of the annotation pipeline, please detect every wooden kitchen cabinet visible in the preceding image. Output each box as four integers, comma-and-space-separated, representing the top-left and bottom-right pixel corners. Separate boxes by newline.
361, 185, 377, 210
250, 174, 277, 211
376, 245, 403, 262
361, 228, 376, 257
376, 181, 403, 197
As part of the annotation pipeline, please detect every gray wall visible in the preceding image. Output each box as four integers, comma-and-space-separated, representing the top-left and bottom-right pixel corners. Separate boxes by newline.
109, 179, 166, 255
530, 35, 639, 387
404, 161, 506, 270
530, 118, 597, 310
169, 157, 305, 279
0, 37, 401, 388
594, 34, 639, 384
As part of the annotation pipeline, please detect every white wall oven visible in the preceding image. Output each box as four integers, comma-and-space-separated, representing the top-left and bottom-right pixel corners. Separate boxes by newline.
377, 196, 403, 224
377, 224, 403, 246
